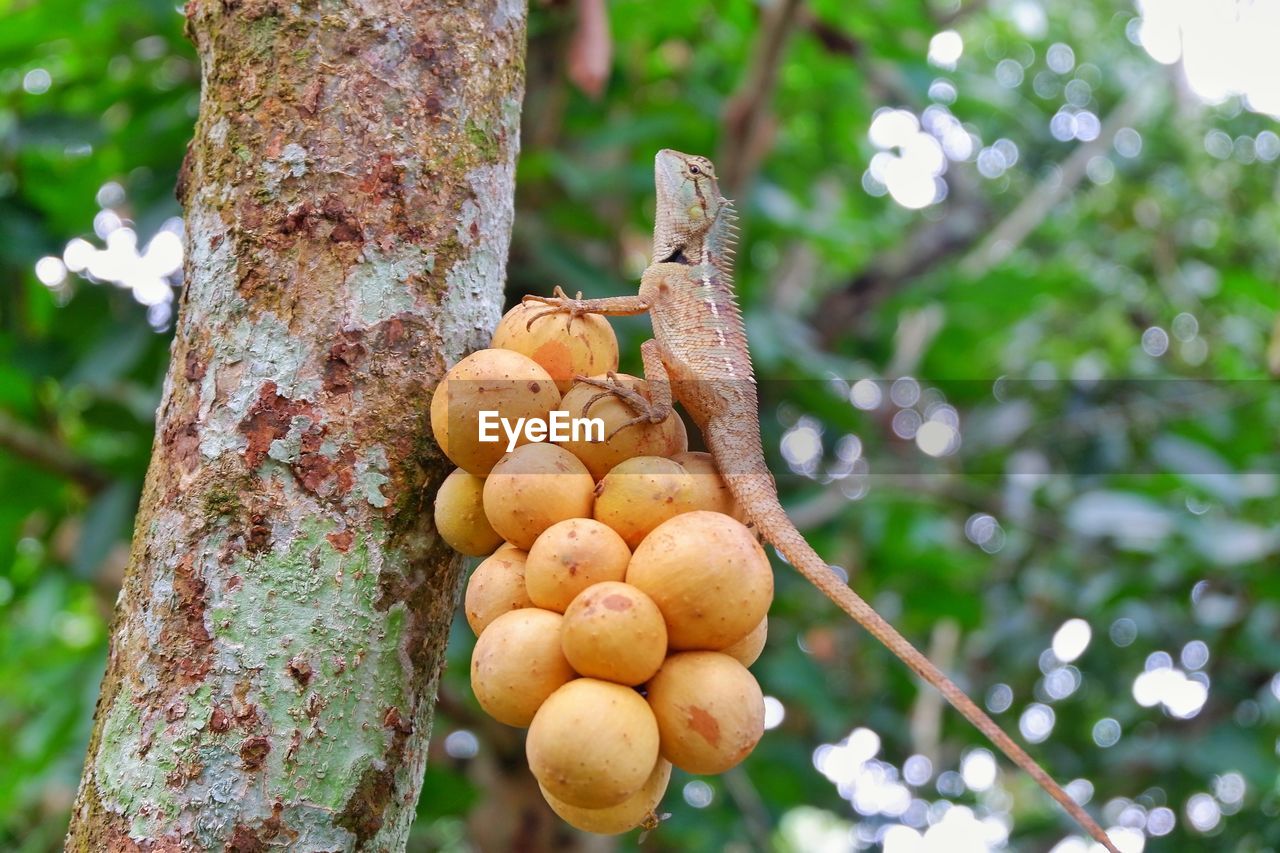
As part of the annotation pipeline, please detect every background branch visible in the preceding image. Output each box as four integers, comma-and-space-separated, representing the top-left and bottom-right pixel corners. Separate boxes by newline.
718, 0, 805, 198
799, 13, 994, 345
810, 200, 991, 347
0, 410, 109, 494
960, 91, 1152, 276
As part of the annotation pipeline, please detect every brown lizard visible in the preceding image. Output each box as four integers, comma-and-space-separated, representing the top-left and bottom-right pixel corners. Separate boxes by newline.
524, 149, 1120, 853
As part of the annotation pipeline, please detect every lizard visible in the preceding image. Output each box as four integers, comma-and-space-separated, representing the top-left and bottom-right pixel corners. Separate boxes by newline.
523, 148, 1120, 853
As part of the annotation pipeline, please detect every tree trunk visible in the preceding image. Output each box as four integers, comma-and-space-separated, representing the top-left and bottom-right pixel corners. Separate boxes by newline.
66, 0, 526, 848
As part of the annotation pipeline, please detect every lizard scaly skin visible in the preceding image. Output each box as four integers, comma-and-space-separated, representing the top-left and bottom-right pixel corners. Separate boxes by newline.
525, 149, 1119, 853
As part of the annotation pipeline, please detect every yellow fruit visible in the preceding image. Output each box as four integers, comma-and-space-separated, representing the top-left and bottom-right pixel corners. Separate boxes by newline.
527, 678, 660, 809
646, 651, 764, 774
492, 541, 524, 559
671, 451, 744, 520
490, 302, 619, 393
540, 759, 671, 835
626, 511, 773, 650
593, 456, 699, 549
560, 582, 667, 685
430, 348, 561, 476
470, 608, 575, 727
722, 616, 767, 667
464, 549, 533, 635
524, 518, 631, 612
433, 469, 503, 557
482, 443, 595, 550
557, 374, 688, 480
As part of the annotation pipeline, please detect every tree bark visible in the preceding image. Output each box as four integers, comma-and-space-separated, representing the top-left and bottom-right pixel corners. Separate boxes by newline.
67, 0, 526, 849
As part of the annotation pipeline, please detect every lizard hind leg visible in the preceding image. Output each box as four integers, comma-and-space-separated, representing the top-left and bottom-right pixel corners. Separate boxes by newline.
575, 340, 673, 439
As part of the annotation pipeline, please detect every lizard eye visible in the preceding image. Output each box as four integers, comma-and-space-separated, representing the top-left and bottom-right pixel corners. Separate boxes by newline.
688, 164, 701, 175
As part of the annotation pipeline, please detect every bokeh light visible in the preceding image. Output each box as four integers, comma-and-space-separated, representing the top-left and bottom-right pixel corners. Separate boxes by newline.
1135, 0, 1280, 115
1051, 619, 1092, 663
48, 185, 185, 330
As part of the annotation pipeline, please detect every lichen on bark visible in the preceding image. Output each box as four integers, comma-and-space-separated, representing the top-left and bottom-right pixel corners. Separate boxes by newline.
67, 0, 527, 849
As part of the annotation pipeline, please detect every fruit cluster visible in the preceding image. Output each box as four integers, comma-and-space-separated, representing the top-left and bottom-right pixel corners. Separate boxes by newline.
431, 301, 772, 835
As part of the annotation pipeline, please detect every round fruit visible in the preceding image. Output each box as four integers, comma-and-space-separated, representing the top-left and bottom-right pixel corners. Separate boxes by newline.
482, 443, 595, 550
540, 759, 671, 835
560, 582, 667, 685
433, 469, 503, 556
491, 302, 619, 393
429, 348, 561, 476
557, 374, 688, 480
527, 678, 660, 809
593, 456, 699, 549
464, 549, 533, 635
626, 511, 773, 650
470, 608, 575, 727
524, 518, 631, 612
646, 651, 764, 774
492, 541, 524, 559
671, 451, 744, 520
722, 616, 767, 667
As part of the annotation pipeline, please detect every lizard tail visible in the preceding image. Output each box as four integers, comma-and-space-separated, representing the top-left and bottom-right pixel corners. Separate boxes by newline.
707, 429, 1120, 853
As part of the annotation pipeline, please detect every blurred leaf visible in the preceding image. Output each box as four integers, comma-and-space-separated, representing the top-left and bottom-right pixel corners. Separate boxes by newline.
71, 480, 134, 580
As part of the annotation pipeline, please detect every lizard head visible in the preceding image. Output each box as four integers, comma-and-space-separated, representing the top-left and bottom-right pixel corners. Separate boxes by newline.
653, 149, 733, 264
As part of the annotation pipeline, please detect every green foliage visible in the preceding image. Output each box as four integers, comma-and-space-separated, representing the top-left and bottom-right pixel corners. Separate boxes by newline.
0, 1, 191, 847
3, 0, 1279, 850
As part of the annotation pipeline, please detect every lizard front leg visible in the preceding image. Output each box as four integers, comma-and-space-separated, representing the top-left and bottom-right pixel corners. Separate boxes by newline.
577, 340, 673, 439
521, 285, 651, 328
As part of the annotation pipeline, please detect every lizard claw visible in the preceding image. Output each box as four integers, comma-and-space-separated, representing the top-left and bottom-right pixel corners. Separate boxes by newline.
605, 411, 665, 441
574, 372, 669, 438
522, 286, 588, 330
576, 372, 643, 415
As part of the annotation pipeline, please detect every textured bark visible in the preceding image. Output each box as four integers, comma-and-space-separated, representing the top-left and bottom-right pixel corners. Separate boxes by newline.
66, 0, 526, 849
